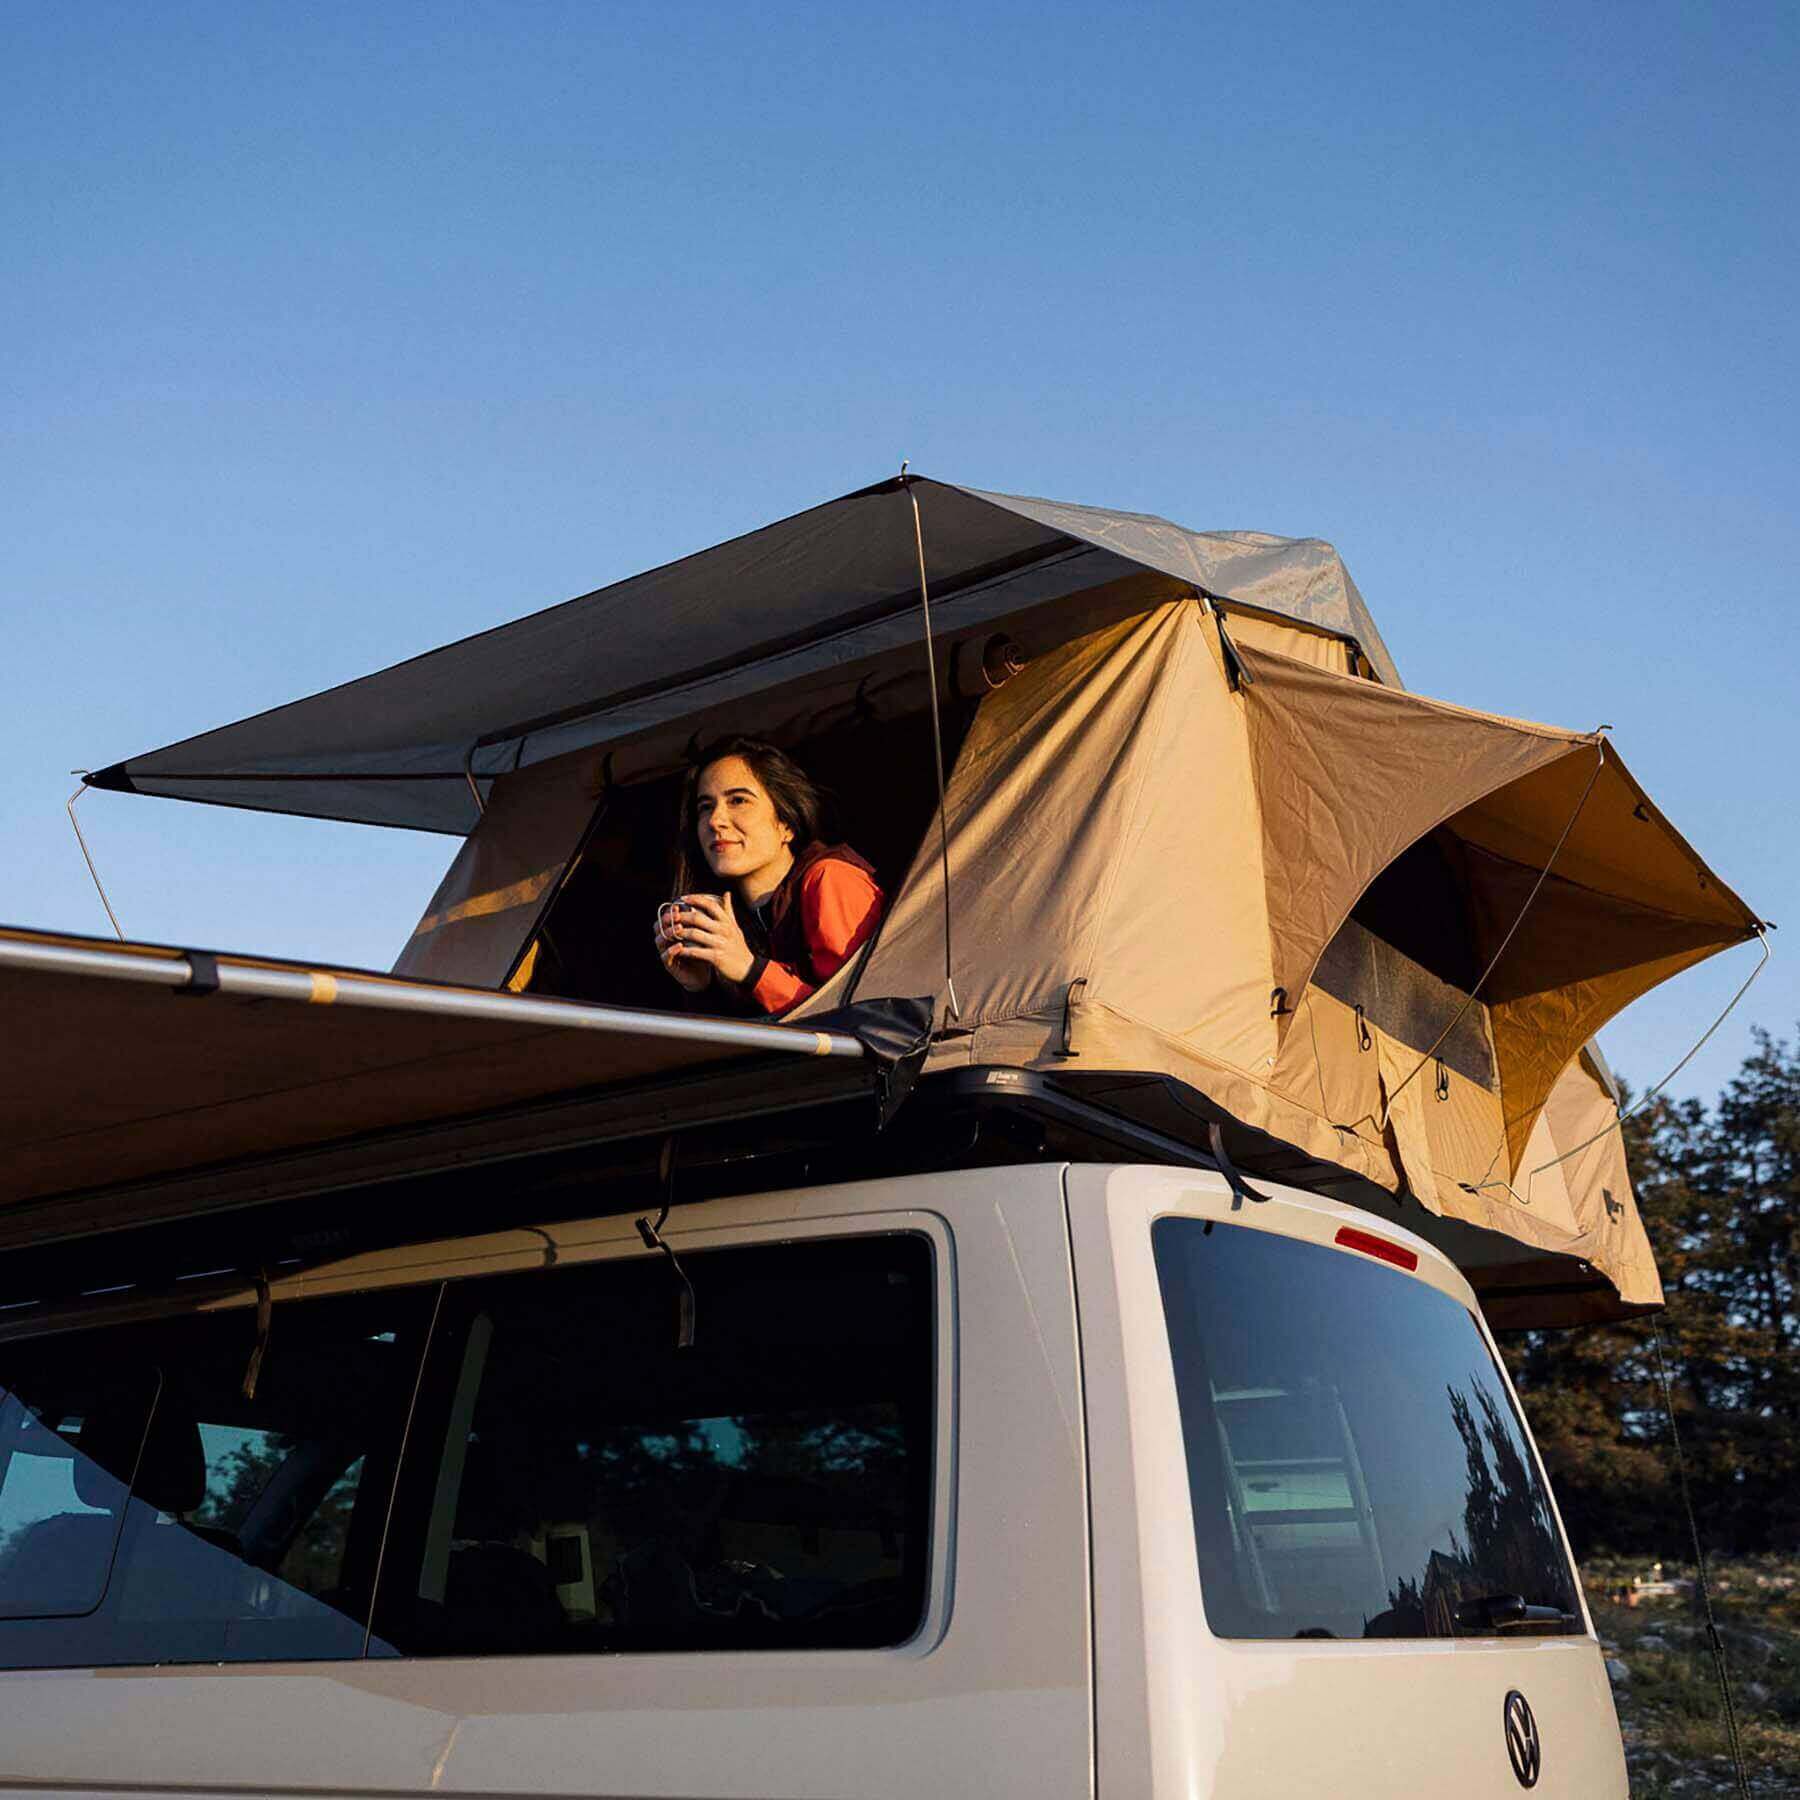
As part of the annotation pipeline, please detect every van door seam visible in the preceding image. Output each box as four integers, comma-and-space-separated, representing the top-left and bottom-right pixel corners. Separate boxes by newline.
1061, 1165, 1100, 1800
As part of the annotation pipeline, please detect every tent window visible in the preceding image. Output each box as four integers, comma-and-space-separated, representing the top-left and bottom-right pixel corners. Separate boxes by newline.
1311, 835, 1496, 1089
1349, 834, 1480, 992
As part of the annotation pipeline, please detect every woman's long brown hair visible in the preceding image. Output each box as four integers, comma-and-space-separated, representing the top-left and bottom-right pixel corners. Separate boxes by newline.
672, 737, 826, 896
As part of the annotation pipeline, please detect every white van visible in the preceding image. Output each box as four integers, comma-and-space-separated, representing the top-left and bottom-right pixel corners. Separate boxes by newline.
0, 1160, 1624, 1797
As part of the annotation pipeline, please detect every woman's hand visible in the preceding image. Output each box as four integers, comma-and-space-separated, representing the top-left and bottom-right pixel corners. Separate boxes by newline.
664, 892, 756, 986
654, 902, 713, 993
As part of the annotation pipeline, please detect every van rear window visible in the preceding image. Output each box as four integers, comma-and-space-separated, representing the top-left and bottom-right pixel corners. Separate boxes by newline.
1152, 1218, 1581, 1641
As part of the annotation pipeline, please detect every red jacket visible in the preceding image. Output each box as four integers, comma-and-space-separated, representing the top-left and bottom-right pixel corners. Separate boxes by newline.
736, 842, 885, 1015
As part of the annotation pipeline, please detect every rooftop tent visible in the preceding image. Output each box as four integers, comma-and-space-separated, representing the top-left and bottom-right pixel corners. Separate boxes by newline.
1471, 1048, 1652, 1328
84, 474, 1759, 1320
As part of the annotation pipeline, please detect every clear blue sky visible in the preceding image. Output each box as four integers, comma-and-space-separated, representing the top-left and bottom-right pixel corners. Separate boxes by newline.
4, 1, 1794, 1104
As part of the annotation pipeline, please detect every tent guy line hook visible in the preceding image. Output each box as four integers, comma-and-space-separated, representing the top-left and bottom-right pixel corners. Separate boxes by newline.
1377, 739, 1607, 1131
902, 466, 962, 1023
66, 774, 125, 941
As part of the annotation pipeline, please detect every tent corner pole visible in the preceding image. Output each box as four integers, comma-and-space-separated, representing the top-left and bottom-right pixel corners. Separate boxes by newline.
901, 469, 961, 1026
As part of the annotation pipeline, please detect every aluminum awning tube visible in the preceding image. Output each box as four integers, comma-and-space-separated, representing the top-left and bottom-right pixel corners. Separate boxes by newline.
0, 932, 866, 1061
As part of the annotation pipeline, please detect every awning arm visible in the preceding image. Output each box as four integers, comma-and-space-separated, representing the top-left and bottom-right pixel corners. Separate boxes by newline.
0, 933, 868, 1063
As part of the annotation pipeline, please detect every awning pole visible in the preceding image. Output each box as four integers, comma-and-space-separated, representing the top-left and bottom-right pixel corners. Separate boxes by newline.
901, 466, 961, 1023
0, 933, 868, 1061
461, 744, 488, 819
66, 775, 125, 942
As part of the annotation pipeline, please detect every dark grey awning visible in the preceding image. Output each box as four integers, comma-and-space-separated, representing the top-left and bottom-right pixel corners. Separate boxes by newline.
88, 475, 1399, 834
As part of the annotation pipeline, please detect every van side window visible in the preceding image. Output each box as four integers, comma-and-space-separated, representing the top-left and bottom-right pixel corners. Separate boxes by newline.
1153, 1219, 1580, 1642
0, 1365, 159, 1620
377, 1232, 935, 1657
0, 1290, 434, 1670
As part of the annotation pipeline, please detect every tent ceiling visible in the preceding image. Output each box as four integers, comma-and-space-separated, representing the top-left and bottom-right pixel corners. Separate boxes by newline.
86, 476, 1396, 834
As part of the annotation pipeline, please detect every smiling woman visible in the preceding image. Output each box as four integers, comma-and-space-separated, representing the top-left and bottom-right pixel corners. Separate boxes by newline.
654, 738, 886, 1017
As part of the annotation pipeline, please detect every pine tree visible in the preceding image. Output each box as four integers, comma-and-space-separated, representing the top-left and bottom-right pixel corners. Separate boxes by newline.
1504, 1029, 1800, 1557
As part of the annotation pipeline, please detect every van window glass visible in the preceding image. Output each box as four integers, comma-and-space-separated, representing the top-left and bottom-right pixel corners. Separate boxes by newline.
0, 1288, 434, 1669
1153, 1219, 1581, 1641
379, 1232, 934, 1657
0, 1366, 158, 1619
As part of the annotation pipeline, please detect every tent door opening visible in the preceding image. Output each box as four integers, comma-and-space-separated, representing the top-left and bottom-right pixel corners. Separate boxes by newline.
506, 701, 981, 1015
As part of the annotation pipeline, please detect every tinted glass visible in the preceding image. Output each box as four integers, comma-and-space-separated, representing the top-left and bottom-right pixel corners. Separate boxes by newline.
0, 1365, 156, 1619
0, 1289, 433, 1669
379, 1233, 934, 1656
1153, 1218, 1580, 1641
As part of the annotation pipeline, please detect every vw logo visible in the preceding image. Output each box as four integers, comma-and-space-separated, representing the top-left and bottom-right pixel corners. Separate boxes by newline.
1504, 1688, 1542, 1788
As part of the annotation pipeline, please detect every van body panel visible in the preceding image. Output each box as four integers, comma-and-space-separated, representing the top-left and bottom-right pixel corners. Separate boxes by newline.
0, 1171, 1092, 1800
0, 1158, 1630, 1797
1066, 1163, 1628, 1799
1211, 1635, 1626, 1795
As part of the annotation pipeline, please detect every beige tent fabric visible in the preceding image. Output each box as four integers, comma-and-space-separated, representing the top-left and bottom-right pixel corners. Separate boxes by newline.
1518, 1050, 1662, 1306
976, 997, 1409, 1196
1480, 907, 1731, 1173
1450, 761, 1753, 1171
815, 607, 1754, 1310
1265, 998, 1632, 1296
394, 750, 603, 987
1375, 1031, 1442, 1211
843, 602, 1281, 1073
1405, 1050, 1663, 1317
1217, 612, 1359, 674
1234, 646, 1759, 1179
1454, 751, 1751, 932
1232, 644, 1593, 1019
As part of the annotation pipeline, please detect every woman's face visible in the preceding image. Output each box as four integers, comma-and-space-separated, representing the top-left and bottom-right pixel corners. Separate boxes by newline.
694, 755, 794, 885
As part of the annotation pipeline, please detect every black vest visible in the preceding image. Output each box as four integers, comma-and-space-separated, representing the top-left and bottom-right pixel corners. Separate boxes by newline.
741, 840, 879, 980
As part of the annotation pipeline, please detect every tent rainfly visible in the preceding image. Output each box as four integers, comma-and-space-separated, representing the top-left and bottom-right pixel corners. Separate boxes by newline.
84, 476, 1763, 1322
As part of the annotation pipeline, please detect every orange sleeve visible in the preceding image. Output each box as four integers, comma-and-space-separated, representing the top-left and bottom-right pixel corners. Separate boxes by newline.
748, 861, 886, 1015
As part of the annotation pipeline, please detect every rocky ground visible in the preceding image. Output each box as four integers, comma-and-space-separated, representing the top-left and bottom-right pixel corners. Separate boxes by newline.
1584, 1557, 1800, 1796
